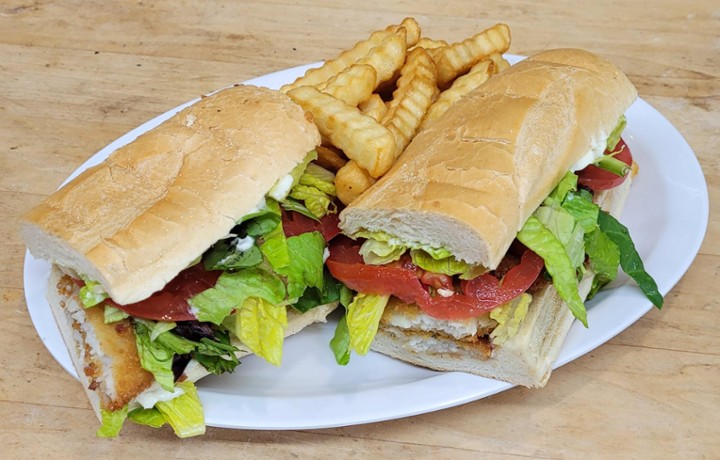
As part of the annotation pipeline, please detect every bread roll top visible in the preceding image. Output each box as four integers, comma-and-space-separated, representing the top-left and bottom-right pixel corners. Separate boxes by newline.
340, 49, 637, 269
22, 85, 320, 304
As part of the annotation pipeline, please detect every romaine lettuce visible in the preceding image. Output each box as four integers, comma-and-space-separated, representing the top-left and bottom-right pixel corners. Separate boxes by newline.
517, 216, 588, 327
188, 267, 287, 325
155, 381, 206, 438
597, 210, 663, 308
489, 293, 532, 345
410, 249, 485, 279
128, 407, 166, 429
134, 321, 176, 392
345, 293, 390, 355
78, 278, 108, 308
277, 231, 326, 300
228, 296, 288, 366
329, 314, 351, 365
96, 406, 129, 438
359, 238, 406, 265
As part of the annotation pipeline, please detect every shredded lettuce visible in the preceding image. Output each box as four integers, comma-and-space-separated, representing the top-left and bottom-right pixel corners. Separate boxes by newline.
274, 152, 337, 219
359, 238, 406, 265
78, 278, 108, 308
300, 162, 337, 195
490, 293, 532, 345
227, 296, 288, 366
189, 267, 287, 325
410, 249, 486, 280
96, 406, 129, 438
280, 198, 320, 221
203, 238, 263, 271
534, 205, 586, 269
103, 305, 129, 324
155, 381, 206, 438
584, 227, 621, 298
288, 184, 336, 218
277, 231, 326, 300
192, 330, 241, 375
330, 314, 351, 365
134, 321, 176, 392
518, 216, 588, 327
294, 268, 344, 313
345, 293, 390, 356
128, 407, 166, 429
356, 230, 454, 260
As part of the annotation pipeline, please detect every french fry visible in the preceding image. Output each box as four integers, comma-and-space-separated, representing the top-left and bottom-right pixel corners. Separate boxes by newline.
315, 145, 348, 172
335, 160, 377, 205
287, 85, 396, 177
413, 37, 449, 51
380, 47, 439, 156
434, 23, 511, 87
280, 19, 419, 93
358, 94, 388, 122
419, 59, 494, 130
356, 29, 407, 89
487, 52, 511, 73
318, 64, 377, 106
389, 17, 421, 47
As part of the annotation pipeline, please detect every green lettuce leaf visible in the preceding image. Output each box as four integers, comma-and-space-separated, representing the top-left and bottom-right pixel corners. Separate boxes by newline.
134, 321, 176, 392
188, 267, 287, 325
345, 293, 390, 355
544, 171, 578, 205
359, 238, 406, 265
584, 227, 621, 299
288, 184, 335, 218
259, 215, 291, 273
562, 189, 600, 233
96, 406, 129, 438
289, 150, 319, 188
410, 249, 485, 280
534, 204, 586, 269
103, 305, 129, 324
287, 161, 337, 218
299, 162, 337, 195
278, 231, 326, 300
489, 293, 533, 345
330, 314, 351, 366
229, 296, 288, 366
267, 151, 317, 201
280, 198, 320, 221
518, 216, 588, 326
355, 229, 454, 261
79, 278, 108, 308
192, 330, 241, 375
606, 115, 627, 151
155, 381, 206, 438
203, 238, 263, 271
128, 407, 166, 429
597, 210, 663, 308
294, 268, 343, 313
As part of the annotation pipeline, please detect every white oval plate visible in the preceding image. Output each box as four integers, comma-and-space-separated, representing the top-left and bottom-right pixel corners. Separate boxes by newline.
24, 58, 709, 430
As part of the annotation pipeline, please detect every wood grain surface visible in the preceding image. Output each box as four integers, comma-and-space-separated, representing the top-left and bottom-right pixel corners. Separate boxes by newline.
1, 1, 718, 458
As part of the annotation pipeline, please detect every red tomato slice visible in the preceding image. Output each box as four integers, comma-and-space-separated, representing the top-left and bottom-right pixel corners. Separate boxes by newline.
327, 237, 545, 320
103, 264, 222, 321
282, 209, 341, 241
577, 138, 633, 191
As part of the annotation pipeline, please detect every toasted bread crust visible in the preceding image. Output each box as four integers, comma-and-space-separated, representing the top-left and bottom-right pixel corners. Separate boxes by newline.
23, 85, 320, 305
341, 49, 637, 269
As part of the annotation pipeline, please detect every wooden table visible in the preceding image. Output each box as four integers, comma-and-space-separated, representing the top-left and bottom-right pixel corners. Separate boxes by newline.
2, 1, 717, 457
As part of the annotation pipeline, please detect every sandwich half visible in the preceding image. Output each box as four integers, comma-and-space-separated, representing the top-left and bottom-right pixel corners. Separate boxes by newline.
327, 49, 662, 387
21, 84, 344, 436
